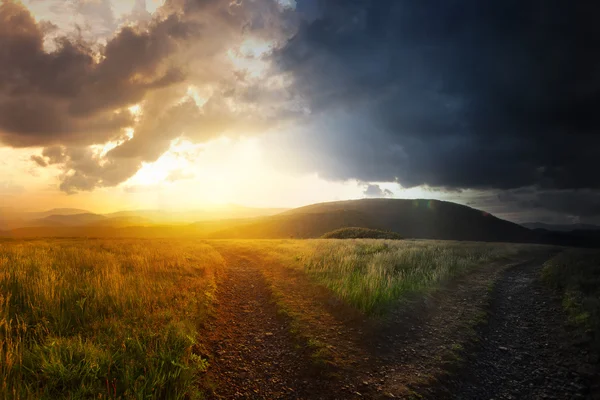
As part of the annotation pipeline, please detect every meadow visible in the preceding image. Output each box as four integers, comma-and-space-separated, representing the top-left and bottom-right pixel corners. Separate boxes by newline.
0, 239, 223, 399
1, 238, 551, 398
542, 248, 600, 349
250, 239, 542, 313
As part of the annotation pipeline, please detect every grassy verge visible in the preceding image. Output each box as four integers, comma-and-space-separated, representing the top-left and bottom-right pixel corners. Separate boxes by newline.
542, 249, 600, 349
0, 239, 223, 399
267, 239, 539, 314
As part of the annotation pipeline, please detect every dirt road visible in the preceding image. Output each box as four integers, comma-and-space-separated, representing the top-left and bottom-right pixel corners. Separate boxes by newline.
437, 260, 598, 399
202, 246, 598, 399
202, 247, 335, 399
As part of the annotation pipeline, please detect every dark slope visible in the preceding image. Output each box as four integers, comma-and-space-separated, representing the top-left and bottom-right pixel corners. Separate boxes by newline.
213, 199, 536, 242
212, 209, 374, 239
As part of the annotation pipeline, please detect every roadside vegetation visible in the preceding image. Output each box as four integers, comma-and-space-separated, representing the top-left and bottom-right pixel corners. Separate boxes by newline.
542, 249, 600, 349
0, 239, 223, 399
321, 227, 403, 240
268, 239, 539, 314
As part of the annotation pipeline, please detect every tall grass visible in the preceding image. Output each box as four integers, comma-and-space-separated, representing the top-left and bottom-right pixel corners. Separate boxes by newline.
264, 239, 537, 314
542, 249, 600, 349
0, 239, 223, 399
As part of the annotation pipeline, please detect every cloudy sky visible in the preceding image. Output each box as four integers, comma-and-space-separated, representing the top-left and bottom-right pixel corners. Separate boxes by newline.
0, 0, 598, 224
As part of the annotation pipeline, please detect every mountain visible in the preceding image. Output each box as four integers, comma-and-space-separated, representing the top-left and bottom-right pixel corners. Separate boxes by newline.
0, 205, 286, 230
106, 206, 288, 223
0, 208, 94, 229
35, 213, 107, 226
522, 222, 600, 232
21, 208, 93, 220
86, 216, 153, 228
211, 199, 537, 242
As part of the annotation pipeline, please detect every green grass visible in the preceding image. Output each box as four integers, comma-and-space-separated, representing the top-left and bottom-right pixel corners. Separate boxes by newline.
0, 239, 223, 399
264, 239, 539, 314
542, 249, 600, 349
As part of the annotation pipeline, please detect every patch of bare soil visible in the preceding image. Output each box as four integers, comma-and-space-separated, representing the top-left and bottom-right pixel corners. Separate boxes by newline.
201, 246, 334, 399
433, 257, 599, 399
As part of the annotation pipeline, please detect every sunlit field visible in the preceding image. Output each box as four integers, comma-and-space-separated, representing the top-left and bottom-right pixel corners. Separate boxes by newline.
1, 238, 549, 398
0, 240, 223, 399
222, 240, 544, 314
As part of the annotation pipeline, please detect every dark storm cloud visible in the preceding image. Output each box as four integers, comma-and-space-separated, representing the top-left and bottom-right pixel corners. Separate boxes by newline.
276, 0, 600, 191
462, 188, 600, 224
496, 189, 600, 219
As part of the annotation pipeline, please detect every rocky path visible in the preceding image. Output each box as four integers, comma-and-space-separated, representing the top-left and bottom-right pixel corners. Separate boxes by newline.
202, 247, 332, 399
438, 259, 598, 399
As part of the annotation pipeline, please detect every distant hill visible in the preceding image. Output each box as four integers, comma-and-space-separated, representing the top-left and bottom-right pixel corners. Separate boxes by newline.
106, 206, 287, 223
35, 213, 107, 226
85, 216, 153, 228
212, 199, 537, 242
522, 222, 600, 232
22, 208, 93, 220
2, 199, 598, 247
322, 227, 403, 240
0, 205, 286, 230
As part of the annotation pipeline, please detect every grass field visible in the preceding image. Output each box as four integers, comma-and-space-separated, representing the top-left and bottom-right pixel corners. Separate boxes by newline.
252, 239, 541, 313
1, 238, 548, 398
0, 239, 223, 399
542, 249, 600, 349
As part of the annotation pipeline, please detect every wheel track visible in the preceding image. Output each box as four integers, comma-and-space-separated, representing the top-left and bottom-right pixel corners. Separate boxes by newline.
202, 244, 334, 399
438, 257, 598, 399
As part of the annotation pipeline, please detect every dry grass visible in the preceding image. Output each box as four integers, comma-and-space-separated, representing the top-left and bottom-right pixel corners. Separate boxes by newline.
0, 239, 223, 399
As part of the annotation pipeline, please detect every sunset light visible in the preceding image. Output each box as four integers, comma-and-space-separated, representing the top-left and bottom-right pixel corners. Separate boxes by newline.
1, 1, 599, 398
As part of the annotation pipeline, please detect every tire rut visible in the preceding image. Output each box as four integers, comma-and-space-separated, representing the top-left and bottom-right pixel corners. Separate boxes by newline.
202, 247, 330, 399
440, 259, 598, 399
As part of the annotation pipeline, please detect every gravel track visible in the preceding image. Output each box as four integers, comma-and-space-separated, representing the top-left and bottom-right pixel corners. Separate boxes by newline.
438, 260, 598, 399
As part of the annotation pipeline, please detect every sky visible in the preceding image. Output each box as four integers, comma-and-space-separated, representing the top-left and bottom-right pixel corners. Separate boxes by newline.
0, 0, 599, 224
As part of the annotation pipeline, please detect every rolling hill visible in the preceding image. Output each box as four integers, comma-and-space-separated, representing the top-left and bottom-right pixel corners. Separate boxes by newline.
0, 205, 286, 230
2, 199, 597, 247
35, 213, 107, 226
211, 199, 537, 242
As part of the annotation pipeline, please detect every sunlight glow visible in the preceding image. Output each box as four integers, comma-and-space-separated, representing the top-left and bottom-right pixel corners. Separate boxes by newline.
129, 104, 142, 117
227, 38, 273, 78
126, 139, 202, 186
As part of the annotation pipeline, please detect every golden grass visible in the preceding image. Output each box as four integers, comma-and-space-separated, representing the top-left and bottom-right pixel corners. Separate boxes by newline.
0, 239, 223, 399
